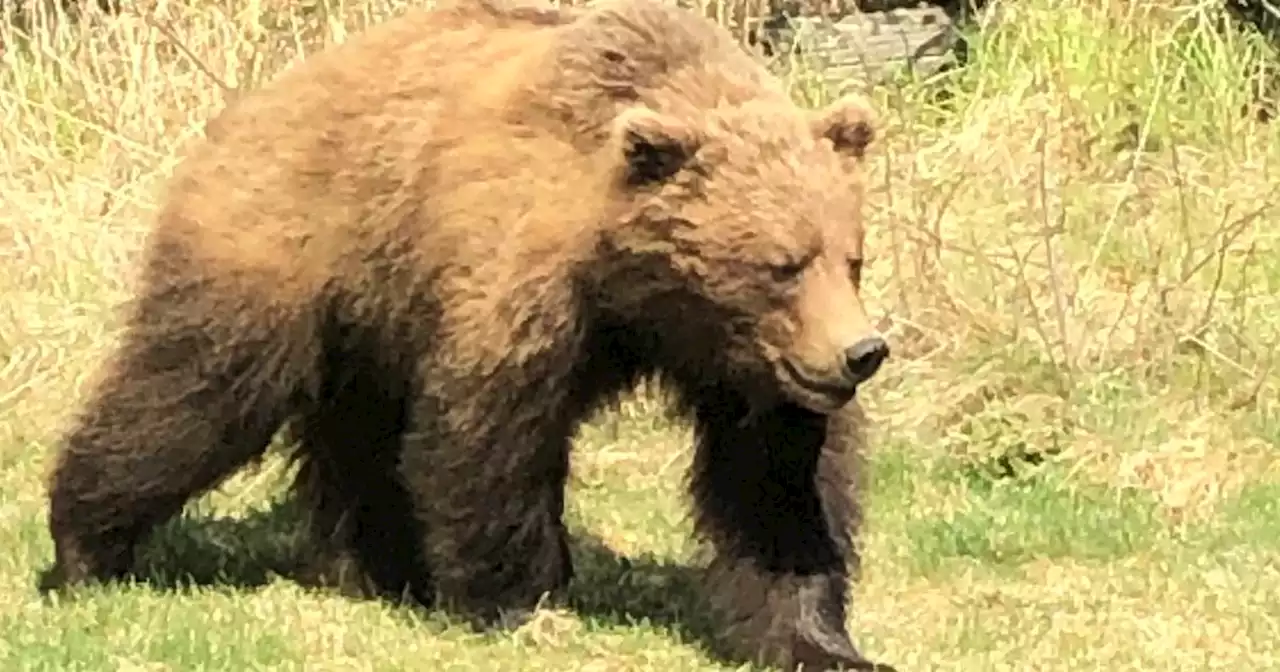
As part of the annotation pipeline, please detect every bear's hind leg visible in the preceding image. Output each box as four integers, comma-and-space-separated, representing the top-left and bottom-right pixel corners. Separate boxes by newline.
42, 291, 316, 592
688, 393, 894, 672
290, 331, 430, 604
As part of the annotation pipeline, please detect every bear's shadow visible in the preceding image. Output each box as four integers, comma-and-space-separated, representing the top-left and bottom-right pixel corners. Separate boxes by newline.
117, 497, 718, 654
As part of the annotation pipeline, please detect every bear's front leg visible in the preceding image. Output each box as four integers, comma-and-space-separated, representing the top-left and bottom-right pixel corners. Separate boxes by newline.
689, 394, 896, 672
401, 393, 575, 630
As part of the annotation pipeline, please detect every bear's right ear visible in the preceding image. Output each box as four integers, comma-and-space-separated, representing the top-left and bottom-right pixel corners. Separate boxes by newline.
811, 93, 877, 161
612, 107, 702, 187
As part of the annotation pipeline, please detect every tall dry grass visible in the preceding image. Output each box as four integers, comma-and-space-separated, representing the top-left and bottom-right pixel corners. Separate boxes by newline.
1, 0, 1277, 525
862, 0, 1279, 518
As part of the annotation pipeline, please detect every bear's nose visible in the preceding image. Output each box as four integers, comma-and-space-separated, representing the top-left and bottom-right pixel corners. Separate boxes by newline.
843, 336, 889, 386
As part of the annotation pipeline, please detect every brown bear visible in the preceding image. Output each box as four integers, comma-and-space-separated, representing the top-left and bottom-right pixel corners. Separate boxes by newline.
39, 0, 894, 670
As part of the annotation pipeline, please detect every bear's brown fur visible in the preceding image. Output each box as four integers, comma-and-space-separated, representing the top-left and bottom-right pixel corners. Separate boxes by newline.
40, 0, 894, 669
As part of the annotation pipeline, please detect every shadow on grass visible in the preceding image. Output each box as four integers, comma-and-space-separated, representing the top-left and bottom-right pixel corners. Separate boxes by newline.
39, 496, 719, 655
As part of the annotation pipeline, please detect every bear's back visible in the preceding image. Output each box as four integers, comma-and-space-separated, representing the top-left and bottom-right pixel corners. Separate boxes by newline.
152, 0, 790, 283
188, 0, 786, 190
155, 0, 573, 275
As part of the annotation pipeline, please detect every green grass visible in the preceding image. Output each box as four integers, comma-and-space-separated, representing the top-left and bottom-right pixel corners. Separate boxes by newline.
2, 0, 1278, 669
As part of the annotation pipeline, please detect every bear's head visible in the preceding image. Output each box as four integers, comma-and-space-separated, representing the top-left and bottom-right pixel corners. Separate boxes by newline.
599, 93, 887, 413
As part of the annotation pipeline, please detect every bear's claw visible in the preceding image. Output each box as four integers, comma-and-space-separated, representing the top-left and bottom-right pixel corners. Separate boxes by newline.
791, 635, 899, 672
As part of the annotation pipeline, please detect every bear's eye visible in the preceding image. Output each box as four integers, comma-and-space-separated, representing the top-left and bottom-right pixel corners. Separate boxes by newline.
847, 257, 864, 288
770, 257, 810, 283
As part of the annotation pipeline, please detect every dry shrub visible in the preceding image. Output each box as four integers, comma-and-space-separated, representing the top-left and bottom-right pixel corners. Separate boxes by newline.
849, 0, 1279, 518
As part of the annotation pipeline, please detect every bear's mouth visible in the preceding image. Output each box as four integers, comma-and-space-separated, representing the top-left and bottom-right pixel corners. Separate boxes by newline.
780, 357, 857, 405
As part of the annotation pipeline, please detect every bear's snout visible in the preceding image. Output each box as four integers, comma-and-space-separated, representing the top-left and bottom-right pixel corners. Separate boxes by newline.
775, 331, 889, 411
842, 335, 889, 386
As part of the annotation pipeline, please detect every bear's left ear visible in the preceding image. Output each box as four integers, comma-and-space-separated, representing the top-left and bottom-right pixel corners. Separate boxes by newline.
811, 94, 877, 160
612, 106, 702, 187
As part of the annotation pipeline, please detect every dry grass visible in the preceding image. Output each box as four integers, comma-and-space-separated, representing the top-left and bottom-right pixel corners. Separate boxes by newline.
862, 0, 1280, 517
1, 0, 1278, 669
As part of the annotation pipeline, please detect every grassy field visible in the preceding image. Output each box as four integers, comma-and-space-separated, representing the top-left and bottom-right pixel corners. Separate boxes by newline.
1, 0, 1278, 670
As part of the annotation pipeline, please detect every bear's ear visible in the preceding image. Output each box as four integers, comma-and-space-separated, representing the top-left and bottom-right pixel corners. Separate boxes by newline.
811, 94, 877, 160
612, 106, 702, 187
